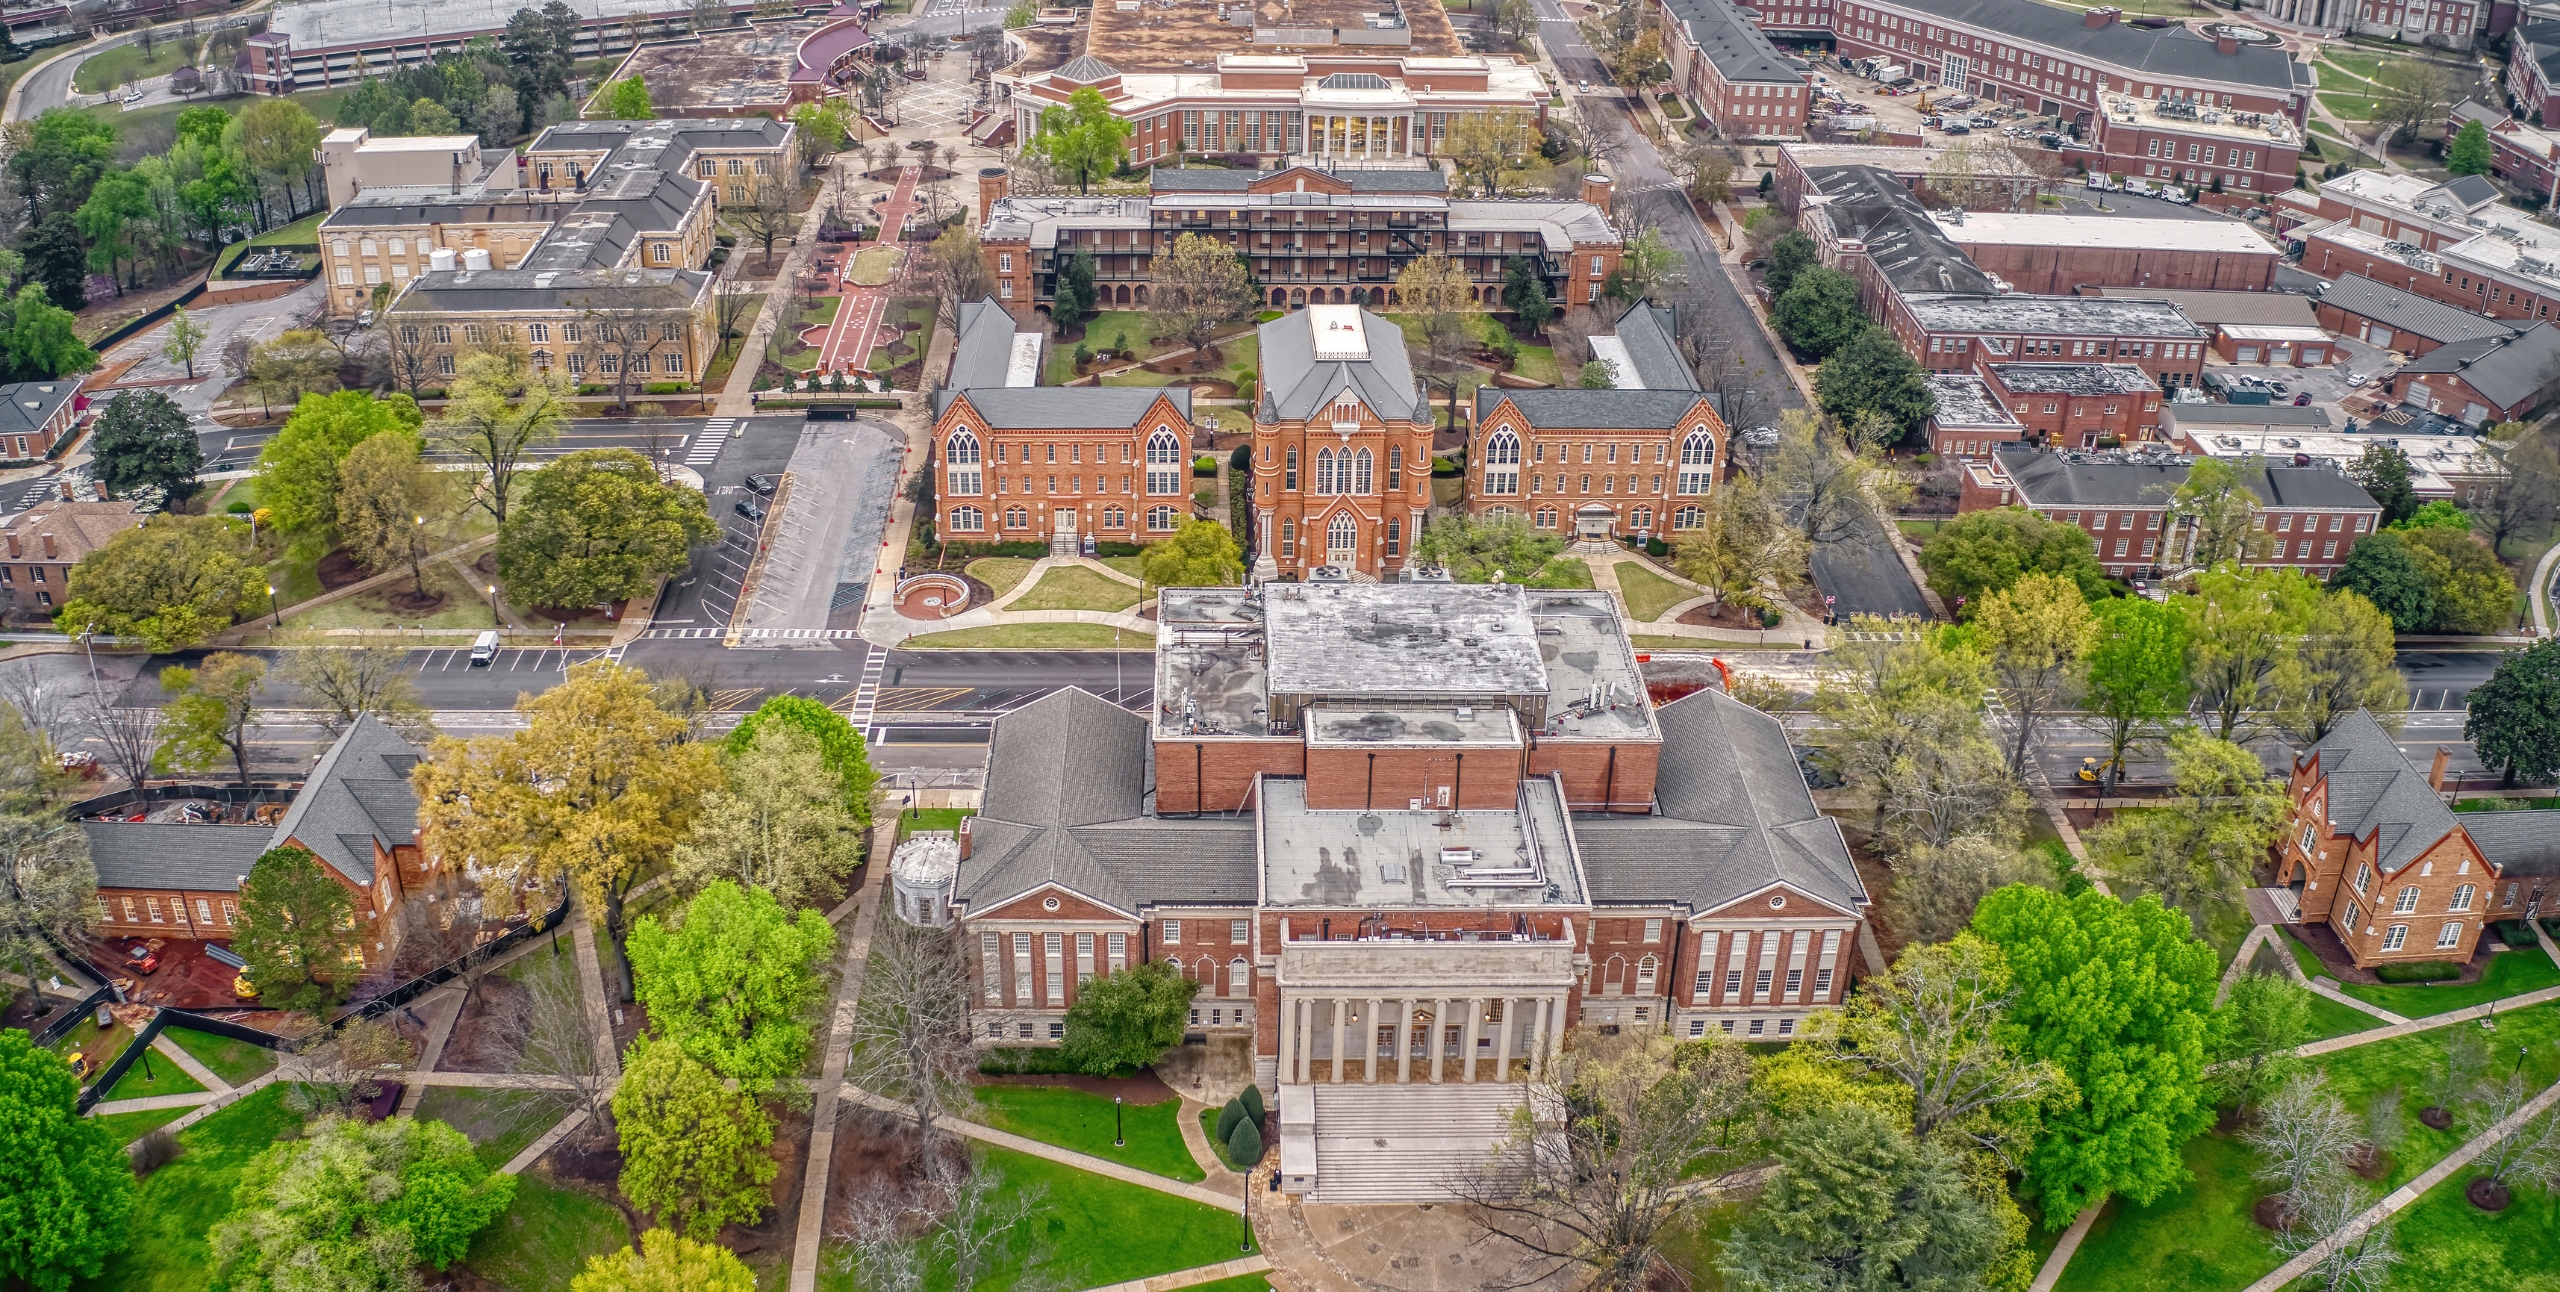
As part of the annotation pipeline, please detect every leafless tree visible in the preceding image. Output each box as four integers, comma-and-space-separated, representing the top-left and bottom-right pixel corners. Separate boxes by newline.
832, 1182, 929, 1292
2242, 1074, 2363, 1223
277, 1015, 415, 1119
1682, 306, 1778, 436
2270, 1175, 2401, 1292
376, 312, 440, 398
1823, 933, 2062, 1145
273, 637, 434, 739
0, 660, 78, 749
81, 701, 162, 801
732, 172, 806, 275
2467, 427, 2560, 556
2469, 1072, 2560, 1195
572, 276, 694, 411
712, 279, 762, 363
2422, 1024, 2489, 1124
843, 918, 978, 1146
494, 944, 618, 1138
829, 1150, 1057, 1292
1446, 1030, 1756, 1291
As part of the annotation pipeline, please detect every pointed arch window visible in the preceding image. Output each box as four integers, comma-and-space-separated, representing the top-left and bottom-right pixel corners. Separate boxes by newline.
1353, 447, 1373, 495
946, 429, 982, 495
1314, 448, 1336, 495
1145, 428, 1183, 495
1484, 428, 1521, 495
1326, 511, 1356, 559
1677, 428, 1716, 496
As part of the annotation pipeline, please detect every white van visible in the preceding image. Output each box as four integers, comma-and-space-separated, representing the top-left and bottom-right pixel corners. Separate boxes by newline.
470, 630, 500, 666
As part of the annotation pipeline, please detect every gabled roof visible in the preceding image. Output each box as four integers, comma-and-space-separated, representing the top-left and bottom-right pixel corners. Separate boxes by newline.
958, 688, 1258, 914
2319, 274, 2520, 347
1052, 54, 1121, 83
83, 822, 272, 894
269, 714, 425, 887
2395, 321, 2560, 412
1258, 307, 1425, 423
1606, 301, 1700, 392
937, 386, 1191, 431
1805, 165, 1998, 296
1574, 689, 1866, 915
945, 297, 1026, 393
1992, 444, 2191, 508
1870, 0, 2305, 91
1473, 388, 1722, 431
2460, 809, 2560, 878
1661, 0, 1803, 83
2305, 709, 2459, 875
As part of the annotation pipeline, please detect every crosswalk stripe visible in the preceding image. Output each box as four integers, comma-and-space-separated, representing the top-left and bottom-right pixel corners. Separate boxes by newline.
847, 644, 886, 727
684, 419, 738, 467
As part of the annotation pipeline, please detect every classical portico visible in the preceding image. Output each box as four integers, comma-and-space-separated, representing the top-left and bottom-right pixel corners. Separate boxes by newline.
1297, 82, 1420, 160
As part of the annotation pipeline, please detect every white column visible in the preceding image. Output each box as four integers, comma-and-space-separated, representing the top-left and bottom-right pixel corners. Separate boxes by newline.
1364, 995, 1381, 1082
1278, 992, 1296, 1083
1527, 996, 1551, 1080
1329, 997, 1346, 1084
1461, 998, 1480, 1082
1494, 998, 1515, 1081
1295, 998, 1312, 1083
1430, 998, 1446, 1083
1397, 999, 1414, 1082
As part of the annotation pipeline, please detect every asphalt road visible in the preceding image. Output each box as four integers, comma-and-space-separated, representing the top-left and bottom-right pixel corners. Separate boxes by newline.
1535, 2, 1928, 619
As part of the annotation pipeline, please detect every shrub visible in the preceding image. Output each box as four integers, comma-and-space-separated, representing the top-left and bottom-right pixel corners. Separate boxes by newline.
1226, 1116, 1263, 1166
1646, 537, 1670, 557
2494, 921, 2540, 948
132, 1128, 182, 1177
1229, 444, 1251, 471
2373, 960, 2462, 984
1193, 454, 1218, 475
1094, 540, 1142, 557
641, 382, 690, 395
1216, 1097, 1245, 1142
225, 500, 252, 514
1239, 1082, 1264, 1123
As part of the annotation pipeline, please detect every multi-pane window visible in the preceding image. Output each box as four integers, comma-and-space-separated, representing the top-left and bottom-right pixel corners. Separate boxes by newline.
981, 932, 1002, 1004
1043, 933, 1065, 1005
2437, 921, 2464, 948
1145, 429, 1182, 494
2450, 883, 2475, 912
1012, 933, 1033, 1004
1483, 430, 1520, 494
946, 430, 982, 495
2393, 886, 2419, 915
1075, 933, 1096, 983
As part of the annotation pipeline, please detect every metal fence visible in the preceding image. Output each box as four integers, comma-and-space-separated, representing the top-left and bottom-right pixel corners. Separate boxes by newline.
343, 888, 573, 1024
74, 1010, 168, 1114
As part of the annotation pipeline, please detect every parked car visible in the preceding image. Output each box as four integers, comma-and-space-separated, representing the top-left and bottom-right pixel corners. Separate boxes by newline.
2161, 187, 2193, 205
1942, 122, 1970, 134
745, 474, 780, 497
1576, 79, 1591, 93
2293, 392, 2314, 406
124, 944, 159, 975
736, 497, 768, 523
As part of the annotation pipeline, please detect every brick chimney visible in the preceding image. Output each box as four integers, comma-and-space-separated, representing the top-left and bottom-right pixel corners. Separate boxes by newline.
957, 814, 973, 861
1581, 171, 1615, 210
2083, 5, 2119, 25
39, 533, 55, 560
2429, 745, 2451, 792
2216, 31, 2240, 54
977, 166, 1010, 225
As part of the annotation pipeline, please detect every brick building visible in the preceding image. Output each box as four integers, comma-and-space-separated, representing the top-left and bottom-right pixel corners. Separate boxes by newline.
2313, 273, 2522, 360
932, 300, 1199, 550
2278, 710, 2559, 970
1923, 372, 2026, 459
0, 379, 85, 464
1893, 294, 2210, 390
1249, 306, 1436, 579
2292, 170, 2560, 328
900, 579, 1868, 1199
1957, 444, 2381, 577
1980, 361, 2161, 446
2382, 322, 2560, 426
974, 163, 1621, 320
1659, 0, 1813, 141
2443, 101, 2560, 208
0, 499, 144, 619
1467, 303, 1729, 542
1770, 141, 2040, 213
81, 716, 432, 971
1933, 208, 2281, 294
2508, 20, 2560, 131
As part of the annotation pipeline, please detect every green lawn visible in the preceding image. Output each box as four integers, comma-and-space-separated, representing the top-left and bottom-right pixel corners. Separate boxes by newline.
73, 38, 198, 94
2385, 1173, 2560, 1289
163, 1024, 279, 1087
75, 1083, 303, 1292
967, 556, 1037, 599
1628, 634, 1806, 650
2318, 91, 2382, 123
1896, 517, 1946, 539
104, 1042, 206, 1102
285, 558, 507, 632
1100, 555, 1149, 582
2335, 947, 2560, 1017
898, 806, 978, 840
804, 295, 846, 328
1512, 344, 1560, 385
2316, 49, 2388, 82
1657, 1200, 1746, 1290
974, 1085, 1205, 1182
816, 1144, 1251, 1291
1053, 311, 1175, 384
459, 1171, 633, 1291
213, 209, 327, 278
1184, 1278, 1277, 1292
2455, 797, 2560, 812
2303, 989, 2387, 1042
416, 1085, 561, 1169
1099, 334, 1260, 390
2049, 1132, 2287, 1292
1005, 567, 1143, 612
848, 245, 903, 286
903, 624, 1156, 649
91, 1104, 191, 1144
1615, 560, 1696, 622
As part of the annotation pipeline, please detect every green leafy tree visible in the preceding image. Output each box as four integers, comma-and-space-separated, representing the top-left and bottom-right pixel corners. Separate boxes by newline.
1579, 359, 1617, 388
724, 695, 878, 820
2083, 730, 2288, 930
1916, 506, 2106, 617
2170, 456, 2264, 569
614, 1037, 777, 1240
2278, 587, 2408, 742
336, 430, 458, 600
3, 284, 99, 383
2330, 531, 2436, 631
1763, 229, 1818, 299
2395, 498, 2473, 531
253, 389, 428, 535
2081, 596, 2189, 794
627, 879, 836, 1087
2214, 972, 2313, 1115
674, 721, 867, 913
89, 390, 201, 502
1500, 256, 1555, 333
1816, 325, 1937, 439
497, 449, 717, 610
1719, 1101, 2002, 1292
0, 710, 96, 1000
55, 514, 266, 651
1060, 960, 1199, 1075
572, 1230, 758, 1292
2401, 526, 2514, 633
1053, 251, 1095, 336
1032, 86, 1134, 193
1769, 266, 1864, 359
1974, 572, 2098, 773
607, 75, 654, 120
156, 652, 268, 788
233, 843, 357, 1011
0, 1029, 135, 1290
2349, 442, 2420, 527
1602, 227, 1686, 304
2181, 564, 2320, 742
209, 1114, 514, 1282
409, 97, 460, 135
2467, 638, 2560, 786
2447, 117, 2492, 175
159, 306, 208, 379
1139, 518, 1243, 588
1412, 513, 1565, 583
1970, 886, 2219, 1221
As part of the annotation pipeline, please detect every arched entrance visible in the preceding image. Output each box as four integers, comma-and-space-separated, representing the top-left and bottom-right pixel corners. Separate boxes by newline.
1574, 503, 1617, 541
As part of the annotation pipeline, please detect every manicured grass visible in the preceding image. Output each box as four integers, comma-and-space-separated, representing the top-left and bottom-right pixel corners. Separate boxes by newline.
163, 1024, 279, 1086
104, 1041, 206, 1101
459, 1171, 632, 1291
1100, 555, 1149, 582
2048, 1131, 2286, 1292
75, 1083, 304, 1291
1896, 517, 1946, 538
1656, 1200, 1745, 1290
1512, 344, 1560, 385
2308, 1004, 2560, 1192
1183, 1277, 1277, 1292
1198, 1107, 1249, 1170
1528, 556, 1595, 589
73, 37, 198, 94
1614, 560, 1696, 622
1006, 567, 1143, 612
2317, 49, 2388, 82
2283, 927, 2330, 980
953, 1144, 1248, 1288
804, 295, 846, 328
1050, 311, 1174, 384
974, 1085, 1206, 1182
967, 556, 1037, 599
903, 624, 1156, 649
896, 806, 977, 840
2318, 91, 2382, 123
213, 210, 326, 277
92, 1103, 191, 1144
848, 244, 903, 285
2335, 946, 2560, 1017
2303, 989, 2388, 1042
286, 558, 505, 631
416, 1085, 560, 1169
2386, 1173, 2560, 1289
2455, 797, 2560, 811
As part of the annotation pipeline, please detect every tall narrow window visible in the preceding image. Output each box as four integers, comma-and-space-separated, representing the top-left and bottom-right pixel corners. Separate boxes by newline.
1387, 444, 1402, 490
1043, 933, 1065, 1005
1327, 511, 1356, 559
1012, 933, 1033, 1006
1484, 429, 1521, 495
1677, 429, 1716, 495
1384, 517, 1400, 557
1145, 429, 1183, 494
946, 429, 982, 495
1107, 932, 1127, 971
1353, 447, 1373, 494
1076, 933, 1096, 983
1284, 445, 1299, 491
982, 932, 1003, 1004
1314, 448, 1336, 495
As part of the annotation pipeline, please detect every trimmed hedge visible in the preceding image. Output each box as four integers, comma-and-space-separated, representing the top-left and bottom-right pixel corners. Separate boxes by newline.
2374, 959, 2463, 984
1226, 1116, 1262, 1167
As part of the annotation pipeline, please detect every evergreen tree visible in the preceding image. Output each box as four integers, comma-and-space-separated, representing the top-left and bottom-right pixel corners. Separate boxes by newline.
2447, 118, 2493, 176
1816, 325, 1937, 438
1053, 251, 1096, 336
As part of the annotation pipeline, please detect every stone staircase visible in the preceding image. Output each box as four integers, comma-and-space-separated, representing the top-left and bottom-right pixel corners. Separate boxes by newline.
1302, 1083, 1534, 1204
1049, 533, 1079, 557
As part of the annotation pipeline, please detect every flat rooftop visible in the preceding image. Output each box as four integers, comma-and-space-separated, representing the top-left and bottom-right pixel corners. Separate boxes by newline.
1901, 293, 2207, 338
1927, 373, 2021, 429
1521, 589, 1655, 742
1305, 704, 1522, 747
271, 0, 677, 48
1987, 362, 2157, 395
2097, 93, 2301, 145
2175, 426, 2497, 496
1933, 209, 2276, 255
1259, 777, 1585, 908
1779, 140, 2036, 178
1157, 587, 1271, 739
1082, 0, 1462, 73
603, 21, 823, 112
1262, 581, 1548, 700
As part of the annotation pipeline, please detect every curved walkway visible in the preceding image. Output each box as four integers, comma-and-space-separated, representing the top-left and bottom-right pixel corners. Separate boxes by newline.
1581, 547, 1829, 645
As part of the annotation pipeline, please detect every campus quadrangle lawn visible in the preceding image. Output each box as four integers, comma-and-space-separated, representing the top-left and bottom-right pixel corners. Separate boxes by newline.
163, 1024, 279, 1086
459, 1170, 632, 1290
2336, 946, 2560, 1017
974, 1084, 1206, 1181
76, 1084, 303, 1292
2386, 1172, 2560, 1289
2049, 1132, 2284, 1292
1614, 561, 1695, 622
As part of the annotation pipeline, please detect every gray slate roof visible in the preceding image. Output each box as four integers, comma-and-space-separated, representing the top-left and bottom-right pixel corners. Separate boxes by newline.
945, 297, 1022, 393
0, 380, 80, 438
1258, 307, 1425, 423
2396, 322, 2560, 412
2238, 461, 2382, 511
2306, 709, 2461, 875
1474, 388, 1721, 430
1882, 0, 2306, 91
2520, 20, 2560, 92
1661, 0, 1803, 83
1806, 165, 1997, 296
2319, 274, 2518, 347
941, 386, 1191, 430
270, 714, 425, 887
1993, 445, 2190, 508
2459, 809, 2560, 878
1150, 165, 1451, 196
83, 823, 273, 893
959, 688, 1259, 914
1610, 301, 1700, 391
1575, 689, 1867, 915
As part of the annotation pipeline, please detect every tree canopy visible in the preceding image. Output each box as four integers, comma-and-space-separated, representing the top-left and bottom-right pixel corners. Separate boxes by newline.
2330, 531, 2435, 632
234, 843, 357, 1011
627, 879, 836, 1087
571, 1230, 757, 1292
613, 1037, 777, 1240
2447, 118, 2492, 176
2467, 638, 2560, 785
1916, 506, 2106, 617
1138, 518, 1244, 588
496, 449, 718, 611
674, 721, 866, 915
1411, 513, 1566, 583
90, 390, 201, 503
1060, 960, 1199, 1075
208, 1114, 514, 1282
1769, 267, 1864, 359
1719, 1101, 2002, 1292
0, 1029, 134, 1291
1031, 86, 1133, 193
254, 390, 427, 535
1815, 325, 1937, 439
723, 694, 878, 820
56, 514, 266, 651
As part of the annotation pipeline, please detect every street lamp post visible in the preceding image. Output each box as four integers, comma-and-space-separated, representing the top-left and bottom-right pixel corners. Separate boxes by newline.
266, 584, 280, 628
1114, 1095, 1124, 1147
488, 584, 501, 626
79, 623, 98, 688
